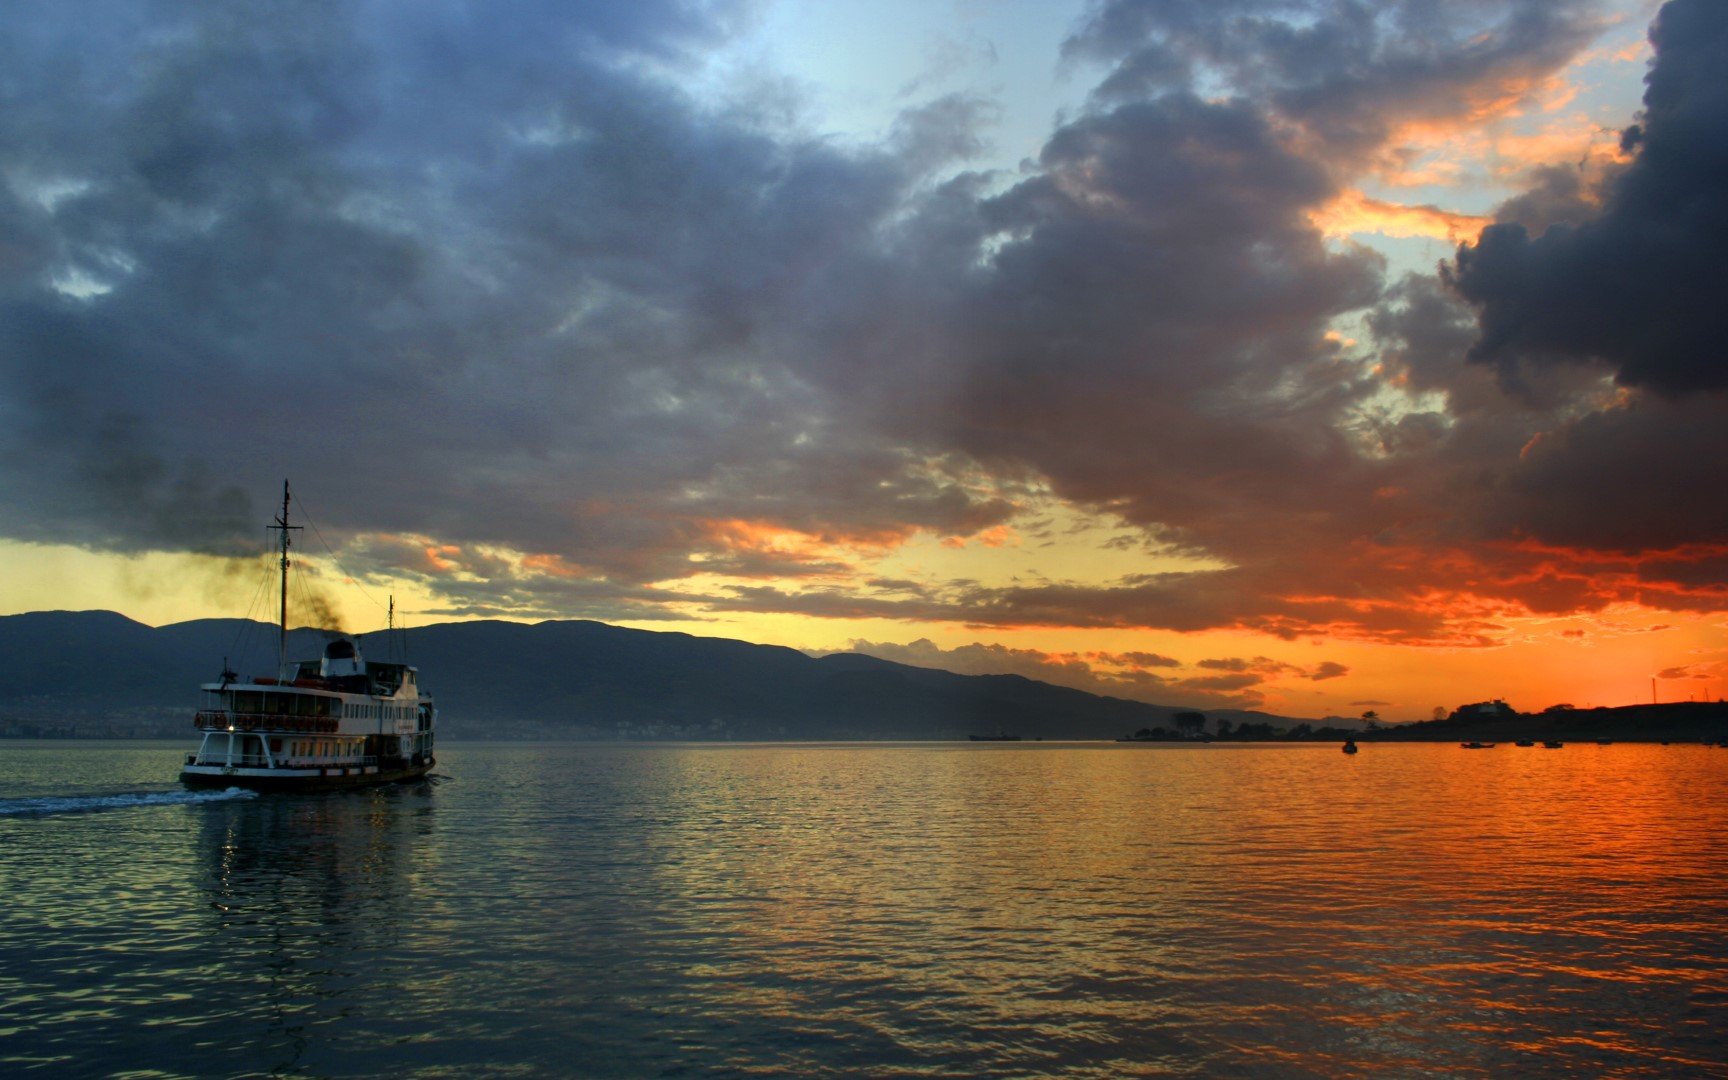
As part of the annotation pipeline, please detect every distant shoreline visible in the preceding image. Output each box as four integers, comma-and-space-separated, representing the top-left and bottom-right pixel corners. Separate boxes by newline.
4, 732, 1724, 746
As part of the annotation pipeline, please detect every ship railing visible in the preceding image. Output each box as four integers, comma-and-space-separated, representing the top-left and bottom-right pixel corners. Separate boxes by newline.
194, 711, 339, 734
273, 755, 381, 769
185, 753, 269, 768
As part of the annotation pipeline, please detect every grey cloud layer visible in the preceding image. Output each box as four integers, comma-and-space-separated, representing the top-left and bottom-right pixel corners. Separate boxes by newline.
1, 0, 1721, 640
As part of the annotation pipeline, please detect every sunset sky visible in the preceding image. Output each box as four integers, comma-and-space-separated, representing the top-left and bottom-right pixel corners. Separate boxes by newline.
3, 0, 1725, 721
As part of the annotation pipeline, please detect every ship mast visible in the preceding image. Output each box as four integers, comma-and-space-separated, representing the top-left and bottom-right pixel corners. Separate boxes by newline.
268, 480, 302, 680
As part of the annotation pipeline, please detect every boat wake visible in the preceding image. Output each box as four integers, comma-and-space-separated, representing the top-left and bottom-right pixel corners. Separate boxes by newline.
0, 787, 259, 817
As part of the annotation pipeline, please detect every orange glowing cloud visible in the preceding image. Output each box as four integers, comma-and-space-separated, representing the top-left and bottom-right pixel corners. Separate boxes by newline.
698, 518, 908, 555
423, 544, 463, 574
695, 520, 842, 565
1486, 119, 1630, 179
1491, 541, 1728, 607
684, 517, 920, 580
1310, 189, 1490, 242
1377, 69, 1570, 159
943, 525, 1019, 550
520, 552, 588, 578
1366, 66, 1625, 191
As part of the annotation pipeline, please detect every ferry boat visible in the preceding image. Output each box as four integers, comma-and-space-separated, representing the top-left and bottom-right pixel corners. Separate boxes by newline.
180, 483, 436, 791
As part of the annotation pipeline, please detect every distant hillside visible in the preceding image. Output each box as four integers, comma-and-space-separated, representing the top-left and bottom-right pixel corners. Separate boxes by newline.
0, 610, 1306, 740
1365, 701, 1728, 744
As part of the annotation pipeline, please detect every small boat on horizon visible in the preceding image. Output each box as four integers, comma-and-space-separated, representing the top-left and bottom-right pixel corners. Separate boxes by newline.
1342, 738, 1358, 754
1460, 741, 1496, 749
179, 482, 437, 791
1543, 741, 1564, 748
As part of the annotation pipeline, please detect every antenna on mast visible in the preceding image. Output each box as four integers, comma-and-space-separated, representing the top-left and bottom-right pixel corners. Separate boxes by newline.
267, 480, 303, 680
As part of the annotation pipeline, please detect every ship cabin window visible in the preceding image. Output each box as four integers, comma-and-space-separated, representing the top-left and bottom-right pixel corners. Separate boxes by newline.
369, 663, 405, 696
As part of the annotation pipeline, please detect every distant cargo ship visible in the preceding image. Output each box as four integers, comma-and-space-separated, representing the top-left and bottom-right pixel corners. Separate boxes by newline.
179, 483, 436, 791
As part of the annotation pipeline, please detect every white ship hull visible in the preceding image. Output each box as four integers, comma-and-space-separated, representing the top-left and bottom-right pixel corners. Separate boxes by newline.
180, 758, 432, 791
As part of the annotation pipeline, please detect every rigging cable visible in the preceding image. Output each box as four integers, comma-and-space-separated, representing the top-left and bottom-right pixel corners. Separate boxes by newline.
224, 534, 280, 675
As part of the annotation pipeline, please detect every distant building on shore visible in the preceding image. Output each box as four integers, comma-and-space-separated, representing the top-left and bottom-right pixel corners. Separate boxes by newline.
1448, 699, 1517, 722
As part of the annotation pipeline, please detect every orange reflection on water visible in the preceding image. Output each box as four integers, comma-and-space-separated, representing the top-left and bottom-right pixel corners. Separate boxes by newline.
615, 741, 1728, 1075
9, 740, 1723, 1077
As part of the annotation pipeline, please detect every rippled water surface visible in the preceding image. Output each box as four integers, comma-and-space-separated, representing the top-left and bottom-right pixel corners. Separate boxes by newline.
3, 740, 1726, 1077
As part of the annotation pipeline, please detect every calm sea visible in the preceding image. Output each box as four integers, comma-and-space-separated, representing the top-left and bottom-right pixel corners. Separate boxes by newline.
2, 740, 1725, 1078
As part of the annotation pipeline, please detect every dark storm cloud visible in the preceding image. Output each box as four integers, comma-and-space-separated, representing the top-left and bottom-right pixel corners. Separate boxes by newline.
873, 0, 1638, 647
0, 0, 1002, 570
951, 89, 1387, 543
1361, 3, 1728, 569
1485, 396, 1728, 554
1449, 0, 1728, 395
1491, 162, 1622, 237
1360, 269, 1728, 605
4, 0, 1708, 647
